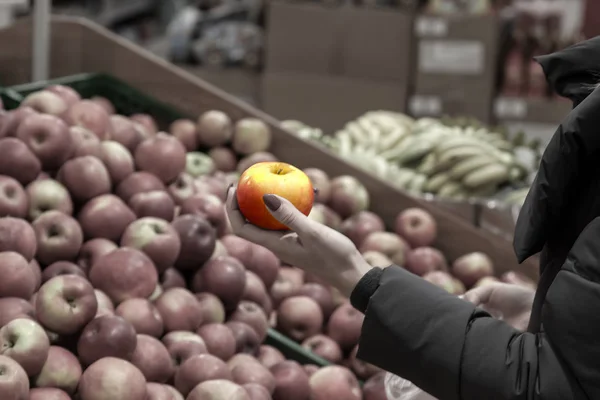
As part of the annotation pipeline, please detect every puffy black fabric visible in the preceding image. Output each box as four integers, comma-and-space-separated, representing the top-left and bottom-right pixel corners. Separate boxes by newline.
349, 37, 600, 399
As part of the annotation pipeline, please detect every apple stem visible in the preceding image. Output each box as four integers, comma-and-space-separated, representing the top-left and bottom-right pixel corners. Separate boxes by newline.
277, 169, 283, 174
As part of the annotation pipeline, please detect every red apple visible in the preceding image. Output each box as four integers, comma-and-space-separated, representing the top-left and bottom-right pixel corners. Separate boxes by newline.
162, 331, 208, 367
35, 275, 97, 335
130, 334, 175, 383
109, 115, 144, 152
236, 161, 313, 230
94, 289, 115, 318
32, 210, 83, 265
226, 321, 260, 355
21, 90, 68, 116
78, 194, 137, 241
131, 113, 158, 135
326, 303, 364, 351
78, 357, 147, 400
303, 168, 331, 204
221, 235, 279, 289
231, 358, 275, 394
170, 118, 198, 152
25, 179, 73, 220
64, 99, 110, 140
76, 238, 118, 275
135, 133, 186, 184
180, 193, 227, 235
0, 318, 50, 376
99, 140, 135, 184
229, 301, 269, 342
172, 214, 216, 272
451, 252, 495, 288
196, 110, 233, 147
341, 211, 385, 247
269, 267, 303, 308
187, 380, 250, 400
276, 296, 323, 342
209, 146, 237, 172
174, 353, 231, 396
423, 271, 456, 293
244, 383, 271, 400
0, 252, 36, 299
91, 96, 115, 115
313, 203, 342, 230
362, 372, 387, 400
359, 231, 411, 260
303, 364, 319, 377
362, 251, 392, 268
328, 175, 369, 219
69, 126, 102, 158
405, 247, 448, 276
232, 118, 272, 155
257, 345, 285, 369
0, 298, 35, 326
0, 107, 37, 138
77, 315, 137, 366
270, 360, 311, 400
192, 256, 246, 312
154, 288, 204, 332
41, 261, 86, 283
242, 271, 269, 310
395, 207, 437, 248
0, 354, 29, 400
33, 346, 82, 394
89, 247, 158, 304
58, 156, 111, 203
196, 323, 237, 361
116, 171, 166, 202
0, 176, 28, 218
195, 292, 226, 324
116, 298, 164, 337
309, 366, 361, 400
29, 259, 42, 291
121, 217, 181, 273
16, 113, 73, 170
116, 171, 166, 203
301, 334, 342, 363
0, 137, 41, 185
161, 268, 186, 290
129, 190, 176, 221
146, 383, 184, 400
297, 283, 335, 321
29, 388, 71, 400
47, 84, 81, 107
348, 344, 381, 379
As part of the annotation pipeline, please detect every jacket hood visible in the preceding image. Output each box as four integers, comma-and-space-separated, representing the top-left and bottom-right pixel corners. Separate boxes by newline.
514, 36, 600, 271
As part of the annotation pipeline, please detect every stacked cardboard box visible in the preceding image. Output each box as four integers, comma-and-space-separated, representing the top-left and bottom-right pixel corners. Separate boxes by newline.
408, 14, 500, 123
261, 2, 413, 134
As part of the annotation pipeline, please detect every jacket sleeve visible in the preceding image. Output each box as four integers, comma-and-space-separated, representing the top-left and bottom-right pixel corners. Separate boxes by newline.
350, 243, 600, 400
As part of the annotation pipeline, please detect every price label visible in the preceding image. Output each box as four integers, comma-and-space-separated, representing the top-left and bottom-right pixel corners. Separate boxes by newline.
409, 96, 442, 116
418, 40, 484, 75
415, 17, 449, 37
494, 98, 528, 119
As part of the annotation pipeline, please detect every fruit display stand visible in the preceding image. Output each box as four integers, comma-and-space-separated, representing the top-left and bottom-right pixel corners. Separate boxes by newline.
0, 16, 537, 277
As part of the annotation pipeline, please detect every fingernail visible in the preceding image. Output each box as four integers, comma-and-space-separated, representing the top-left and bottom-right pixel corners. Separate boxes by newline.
263, 194, 281, 211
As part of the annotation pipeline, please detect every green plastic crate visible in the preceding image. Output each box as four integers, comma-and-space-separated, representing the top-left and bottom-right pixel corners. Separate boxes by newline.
6, 73, 184, 130
6, 72, 337, 369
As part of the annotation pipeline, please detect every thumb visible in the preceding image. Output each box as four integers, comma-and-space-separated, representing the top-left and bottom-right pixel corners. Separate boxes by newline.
263, 194, 313, 233
463, 284, 494, 306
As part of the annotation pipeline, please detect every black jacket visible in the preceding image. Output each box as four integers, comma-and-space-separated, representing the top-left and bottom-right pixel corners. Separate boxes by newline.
350, 36, 600, 400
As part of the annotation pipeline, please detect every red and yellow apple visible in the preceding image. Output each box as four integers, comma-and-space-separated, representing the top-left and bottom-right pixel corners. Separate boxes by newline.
236, 162, 314, 230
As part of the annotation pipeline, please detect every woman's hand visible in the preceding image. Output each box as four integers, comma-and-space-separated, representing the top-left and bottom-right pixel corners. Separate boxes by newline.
463, 282, 535, 331
225, 187, 372, 297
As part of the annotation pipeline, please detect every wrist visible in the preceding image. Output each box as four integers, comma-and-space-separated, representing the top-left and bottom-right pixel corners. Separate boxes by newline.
335, 254, 373, 298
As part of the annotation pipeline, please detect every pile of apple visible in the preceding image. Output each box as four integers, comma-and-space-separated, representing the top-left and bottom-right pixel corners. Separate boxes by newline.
0, 85, 536, 400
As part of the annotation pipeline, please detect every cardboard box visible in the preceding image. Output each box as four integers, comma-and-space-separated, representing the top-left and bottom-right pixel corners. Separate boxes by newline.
183, 67, 261, 107
493, 96, 572, 148
339, 7, 413, 82
261, 71, 407, 134
264, 2, 342, 76
411, 14, 500, 122
264, 2, 413, 83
